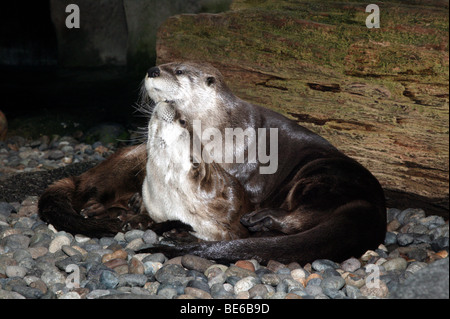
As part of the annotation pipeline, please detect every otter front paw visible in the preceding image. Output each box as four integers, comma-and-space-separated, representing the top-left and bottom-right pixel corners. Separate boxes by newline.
128, 192, 144, 214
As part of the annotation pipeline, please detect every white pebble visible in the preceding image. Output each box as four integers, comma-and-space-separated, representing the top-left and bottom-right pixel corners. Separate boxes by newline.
58, 291, 81, 299
234, 276, 257, 295
75, 234, 91, 243
49, 235, 71, 253
291, 268, 308, 282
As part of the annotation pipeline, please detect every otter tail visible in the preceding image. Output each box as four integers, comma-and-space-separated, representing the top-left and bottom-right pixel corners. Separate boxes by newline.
140, 201, 386, 265
38, 177, 122, 237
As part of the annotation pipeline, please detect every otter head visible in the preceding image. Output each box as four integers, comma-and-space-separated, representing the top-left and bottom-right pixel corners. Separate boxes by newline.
144, 62, 232, 122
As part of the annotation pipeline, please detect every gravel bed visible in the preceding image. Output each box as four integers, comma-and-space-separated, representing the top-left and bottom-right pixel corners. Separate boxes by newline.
0, 136, 448, 299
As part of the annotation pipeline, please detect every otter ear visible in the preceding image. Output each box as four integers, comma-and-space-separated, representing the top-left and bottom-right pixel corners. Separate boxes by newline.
206, 76, 215, 86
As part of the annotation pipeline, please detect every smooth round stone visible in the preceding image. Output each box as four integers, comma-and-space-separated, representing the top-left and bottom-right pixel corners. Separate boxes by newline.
62, 245, 81, 257
340, 257, 361, 272
305, 284, 323, 296
125, 238, 144, 251
2, 234, 30, 251
143, 253, 167, 264
225, 265, 257, 279
41, 270, 66, 287
205, 264, 228, 277
181, 254, 215, 273
235, 260, 255, 272
321, 276, 345, 290
291, 268, 308, 281
210, 283, 233, 298
48, 235, 71, 253
261, 273, 280, 286
311, 259, 339, 272
100, 270, 120, 289
58, 291, 81, 299
129, 257, 145, 275
143, 261, 163, 276
86, 289, 111, 299
142, 230, 158, 245
397, 233, 414, 246
234, 276, 259, 294
158, 287, 178, 299
118, 274, 148, 287
6, 265, 27, 278
124, 230, 144, 242
249, 284, 269, 298
384, 232, 397, 245
382, 258, 408, 272
11, 285, 43, 299
360, 281, 389, 298
185, 287, 212, 299
187, 279, 211, 293
155, 264, 188, 284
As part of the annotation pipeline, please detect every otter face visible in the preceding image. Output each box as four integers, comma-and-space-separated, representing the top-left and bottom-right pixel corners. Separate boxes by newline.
144, 62, 224, 117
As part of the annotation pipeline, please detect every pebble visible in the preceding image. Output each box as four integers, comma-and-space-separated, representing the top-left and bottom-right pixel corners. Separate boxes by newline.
184, 287, 212, 299
234, 276, 259, 294
312, 259, 339, 272
181, 254, 215, 273
6, 265, 27, 278
0, 138, 448, 299
340, 257, 361, 272
235, 260, 256, 272
382, 257, 408, 272
48, 235, 71, 253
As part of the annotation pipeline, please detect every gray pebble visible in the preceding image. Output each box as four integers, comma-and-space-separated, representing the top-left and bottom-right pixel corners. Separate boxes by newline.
2, 234, 30, 252
312, 259, 339, 272
142, 230, 158, 244
0, 202, 16, 217
157, 287, 178, 299
118, 274, 148, 287
155, 264, 188, 284
382, 258, 408, 272
305, 284, 323, 296
100, 270, 119, 289
321, 275, 345, 290
187, 279, 211, 293
397, 233, 414, 246
384, 232, 397, 245
6, 265, 28, 278
124, 230, 144, 242
340, 257, 361, 272
210, 283, 233, 299
181, 254, 215, 273
11, 285, 43, 299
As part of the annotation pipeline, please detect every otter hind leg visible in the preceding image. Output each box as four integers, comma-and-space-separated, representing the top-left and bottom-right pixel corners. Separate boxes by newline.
241, 208, 307, 235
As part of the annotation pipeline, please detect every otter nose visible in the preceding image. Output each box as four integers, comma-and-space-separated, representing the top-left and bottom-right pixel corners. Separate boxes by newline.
147, 67, 160, 78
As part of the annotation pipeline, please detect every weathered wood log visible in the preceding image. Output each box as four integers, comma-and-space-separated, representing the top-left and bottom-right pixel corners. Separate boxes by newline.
155, 0, 449, 217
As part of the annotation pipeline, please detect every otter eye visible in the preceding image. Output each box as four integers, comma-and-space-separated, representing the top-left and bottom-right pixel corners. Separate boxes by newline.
179, 119, 186, 127
175, 70, 184, 75
206, 76, 215, 86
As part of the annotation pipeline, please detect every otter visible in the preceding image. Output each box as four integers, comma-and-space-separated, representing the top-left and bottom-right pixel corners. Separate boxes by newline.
140, 61, 386, 265
143, 100, 250, 241
38, 61, 386, 265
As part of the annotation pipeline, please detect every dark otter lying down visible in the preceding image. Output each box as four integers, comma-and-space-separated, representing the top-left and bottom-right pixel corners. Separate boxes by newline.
38, 61, 386, 265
